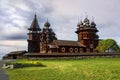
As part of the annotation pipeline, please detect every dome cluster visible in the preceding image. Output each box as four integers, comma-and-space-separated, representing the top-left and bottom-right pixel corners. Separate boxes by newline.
77, 17, 96, 30
41, 21, 57, 43
44, 21, 50, 27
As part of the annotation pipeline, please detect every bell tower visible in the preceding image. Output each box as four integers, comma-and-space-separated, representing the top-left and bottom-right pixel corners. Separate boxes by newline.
27, 14, 41, 53
75, 17, 99, 52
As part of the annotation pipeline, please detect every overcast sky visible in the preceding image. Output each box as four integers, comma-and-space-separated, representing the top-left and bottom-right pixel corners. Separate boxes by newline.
0, 0, 120, 59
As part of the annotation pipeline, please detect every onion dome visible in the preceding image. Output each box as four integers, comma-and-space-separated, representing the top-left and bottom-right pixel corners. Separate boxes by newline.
52, 31, 55, 35
42, 28, 46, 33
77, 20, 83, 28
84, 17, 90, 24
79, 21, 83, 27
77, 22, 80, 27
44, 21, 50, 27
49, 28, 52, 32
90, 21, 96, 28
95, 34, 99, 39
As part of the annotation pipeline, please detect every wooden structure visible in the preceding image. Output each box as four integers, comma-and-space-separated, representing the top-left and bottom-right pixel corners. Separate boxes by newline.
3, 51, 26, 59
27, 14, 41, 53
3, 14, 100, 59
48, 40, 86, 53
27, 15, 99, 54
75, 18, 99, 52
24, 53, 120, 59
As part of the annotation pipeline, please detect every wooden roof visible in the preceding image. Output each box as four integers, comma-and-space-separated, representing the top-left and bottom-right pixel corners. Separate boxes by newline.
7, 50, 27, 55
51, 40, 86, 47
28, 14, 41, 31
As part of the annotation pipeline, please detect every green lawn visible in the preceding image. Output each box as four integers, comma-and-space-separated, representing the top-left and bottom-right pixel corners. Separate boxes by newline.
6, 58, 120, 80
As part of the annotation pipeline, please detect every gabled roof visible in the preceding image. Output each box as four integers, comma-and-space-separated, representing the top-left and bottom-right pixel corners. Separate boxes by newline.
52, 40, 86, 47
28, 14, 41, 31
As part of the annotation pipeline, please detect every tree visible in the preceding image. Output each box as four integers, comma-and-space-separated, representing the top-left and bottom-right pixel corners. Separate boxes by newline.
96, 39, 120, 52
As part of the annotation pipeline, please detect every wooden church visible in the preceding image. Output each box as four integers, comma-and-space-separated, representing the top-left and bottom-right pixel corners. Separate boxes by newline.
27, 14, 99, 54
3, 14, 99, 59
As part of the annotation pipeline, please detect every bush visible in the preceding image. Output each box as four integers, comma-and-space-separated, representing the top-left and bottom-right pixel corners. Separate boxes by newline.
5, 61, 45, 68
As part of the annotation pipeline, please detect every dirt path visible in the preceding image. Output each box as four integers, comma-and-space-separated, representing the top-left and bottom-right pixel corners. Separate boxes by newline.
0, 60, 9, 80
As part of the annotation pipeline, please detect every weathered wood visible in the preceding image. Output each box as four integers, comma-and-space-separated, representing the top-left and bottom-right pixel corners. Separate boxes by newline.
25, 53, 120, 59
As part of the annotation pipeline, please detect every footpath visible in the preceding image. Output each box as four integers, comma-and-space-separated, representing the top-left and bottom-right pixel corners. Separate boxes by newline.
0, 60, 9, 80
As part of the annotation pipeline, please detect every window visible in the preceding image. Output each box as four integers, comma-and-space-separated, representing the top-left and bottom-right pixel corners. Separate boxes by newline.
61, 47, 65, 52
74, 48, 78, 53
69, 48, 73, 53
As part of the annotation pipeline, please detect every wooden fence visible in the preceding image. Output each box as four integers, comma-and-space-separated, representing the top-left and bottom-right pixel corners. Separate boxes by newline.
25, 53, 120, 59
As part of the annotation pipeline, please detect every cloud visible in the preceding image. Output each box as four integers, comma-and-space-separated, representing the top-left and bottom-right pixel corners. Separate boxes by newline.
0, 40, 27, 59
0, 0, 120, 58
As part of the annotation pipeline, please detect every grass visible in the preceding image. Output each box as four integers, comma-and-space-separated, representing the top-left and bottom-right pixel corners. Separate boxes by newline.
5, 58, 120, 80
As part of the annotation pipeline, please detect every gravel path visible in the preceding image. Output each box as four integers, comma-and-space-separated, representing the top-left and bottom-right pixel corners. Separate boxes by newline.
0, 60, 9, 80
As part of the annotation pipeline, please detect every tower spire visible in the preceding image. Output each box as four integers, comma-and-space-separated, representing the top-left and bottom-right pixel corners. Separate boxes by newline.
85, 12, 88, 18
28, 14, 41, 31
35, 14, 36, 18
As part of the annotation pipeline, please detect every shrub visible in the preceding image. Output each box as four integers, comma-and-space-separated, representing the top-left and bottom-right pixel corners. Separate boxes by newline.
5, 61, 45, 68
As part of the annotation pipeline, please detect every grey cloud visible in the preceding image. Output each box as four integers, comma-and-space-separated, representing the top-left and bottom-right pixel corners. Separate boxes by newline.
4, 34, 27, 40
0, 0, 120, 57
0, 32, 27, 40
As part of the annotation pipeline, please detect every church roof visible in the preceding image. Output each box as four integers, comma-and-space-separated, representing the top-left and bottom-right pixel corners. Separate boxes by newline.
28, 14, 41, 31
84, 17, 89, 24
90, 21, 96, 28
44, 21, 50, 27
52, 40, 86, 47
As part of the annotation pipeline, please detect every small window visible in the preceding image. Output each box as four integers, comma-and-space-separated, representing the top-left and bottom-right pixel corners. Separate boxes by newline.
74, 48, 78, 53
69, 48, 73, 53
61, 47, 65, 52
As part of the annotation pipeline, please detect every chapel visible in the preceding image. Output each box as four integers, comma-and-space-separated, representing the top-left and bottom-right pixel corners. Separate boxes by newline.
3, 14, 99, 59
27, 14, 99, 53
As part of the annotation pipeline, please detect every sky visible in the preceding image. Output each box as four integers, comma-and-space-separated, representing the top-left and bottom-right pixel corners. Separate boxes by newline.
0, 0, 120, 59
